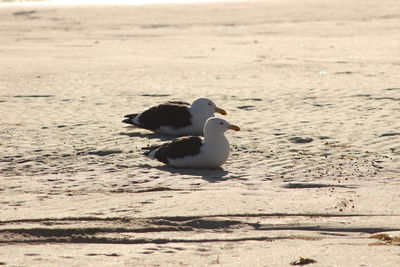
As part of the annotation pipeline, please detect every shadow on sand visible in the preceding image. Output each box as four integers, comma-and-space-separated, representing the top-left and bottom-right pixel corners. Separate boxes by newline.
119, 131, 175, 142
153, 165, 229, 183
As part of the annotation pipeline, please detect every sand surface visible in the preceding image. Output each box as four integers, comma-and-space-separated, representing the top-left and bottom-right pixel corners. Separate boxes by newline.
0, 0, 400, 266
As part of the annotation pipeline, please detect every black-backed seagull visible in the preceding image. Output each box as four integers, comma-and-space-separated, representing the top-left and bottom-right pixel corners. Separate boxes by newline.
122, 98, 226, 136
142, 117, 240, 168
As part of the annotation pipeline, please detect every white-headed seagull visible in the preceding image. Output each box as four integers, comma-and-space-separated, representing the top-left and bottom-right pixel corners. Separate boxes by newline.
122, 98, 227, 136
142, 117, 240, 168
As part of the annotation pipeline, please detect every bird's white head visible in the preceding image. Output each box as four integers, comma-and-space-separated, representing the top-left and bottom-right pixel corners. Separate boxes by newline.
191, 98, 227, 116
203, 117, 240, 135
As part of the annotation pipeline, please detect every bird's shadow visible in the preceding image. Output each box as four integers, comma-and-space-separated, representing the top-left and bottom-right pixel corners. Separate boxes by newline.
153, 165, 229, 183
119, 131, 175, 142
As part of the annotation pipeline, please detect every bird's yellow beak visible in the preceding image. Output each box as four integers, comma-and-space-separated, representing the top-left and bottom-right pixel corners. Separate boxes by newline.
228, 124, 241, 131
215, 107, 227, 115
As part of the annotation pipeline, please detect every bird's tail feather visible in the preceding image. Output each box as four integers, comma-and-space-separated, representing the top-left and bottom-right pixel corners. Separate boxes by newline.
124, 113, 138, 119
122, 113, 138, 125
142, 145, 160, 158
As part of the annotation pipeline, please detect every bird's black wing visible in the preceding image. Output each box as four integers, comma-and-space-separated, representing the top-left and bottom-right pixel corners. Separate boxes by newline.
136, 104, 192, 130
144, 136, 203, 164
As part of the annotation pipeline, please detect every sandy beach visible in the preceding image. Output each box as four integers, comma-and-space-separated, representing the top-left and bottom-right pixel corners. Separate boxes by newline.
0, 0, 400, 266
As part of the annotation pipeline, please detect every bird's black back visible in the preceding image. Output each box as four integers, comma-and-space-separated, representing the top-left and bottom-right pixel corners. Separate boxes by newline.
145, 136, 203, 164
137, 104, 192, 130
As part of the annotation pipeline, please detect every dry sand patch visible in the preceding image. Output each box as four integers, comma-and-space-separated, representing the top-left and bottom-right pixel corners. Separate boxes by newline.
0, 0, 399, 266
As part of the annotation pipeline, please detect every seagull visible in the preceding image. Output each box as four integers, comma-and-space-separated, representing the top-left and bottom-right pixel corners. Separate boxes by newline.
122, 98, 226, 136
142, 117, 240, 168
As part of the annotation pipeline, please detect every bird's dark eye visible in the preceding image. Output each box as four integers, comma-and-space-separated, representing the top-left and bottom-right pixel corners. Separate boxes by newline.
208, 103, 212, 105
220, 122, 223, 125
